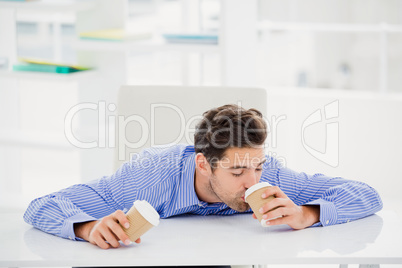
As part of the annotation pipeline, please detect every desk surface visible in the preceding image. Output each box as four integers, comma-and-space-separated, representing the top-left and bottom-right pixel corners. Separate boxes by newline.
0, 210, 401, 267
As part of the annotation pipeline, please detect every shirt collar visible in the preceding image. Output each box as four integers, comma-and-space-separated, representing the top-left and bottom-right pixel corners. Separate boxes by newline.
175, 151, 202, 210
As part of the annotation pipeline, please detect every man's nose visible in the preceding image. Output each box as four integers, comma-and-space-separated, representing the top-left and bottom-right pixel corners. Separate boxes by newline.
244, 171, 258, 188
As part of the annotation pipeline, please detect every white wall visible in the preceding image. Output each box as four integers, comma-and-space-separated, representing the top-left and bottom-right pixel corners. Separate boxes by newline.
258, 0, 402, 92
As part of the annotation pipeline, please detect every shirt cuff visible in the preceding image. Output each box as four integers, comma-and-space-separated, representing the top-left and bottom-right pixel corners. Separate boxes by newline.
305, 199, 338, 227
61, 213, 97, 241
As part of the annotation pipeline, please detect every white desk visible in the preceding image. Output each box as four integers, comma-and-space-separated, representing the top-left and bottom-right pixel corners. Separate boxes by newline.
0, 211, 401, 267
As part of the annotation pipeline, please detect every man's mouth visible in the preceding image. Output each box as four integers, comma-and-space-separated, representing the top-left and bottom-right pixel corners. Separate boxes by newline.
241, 196, 245, 201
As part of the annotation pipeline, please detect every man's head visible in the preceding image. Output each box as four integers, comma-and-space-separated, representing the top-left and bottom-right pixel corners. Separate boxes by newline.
193, 104, 267, 212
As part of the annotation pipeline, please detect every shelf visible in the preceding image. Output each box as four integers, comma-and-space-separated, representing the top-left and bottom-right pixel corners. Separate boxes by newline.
0, 69, 98, 81
258, 21, 402, 33
16, 10, 75, 23
265, 86, 402, 100
0, 0, 96, 13
72, 38, 221, 54
0, 131, 75, 150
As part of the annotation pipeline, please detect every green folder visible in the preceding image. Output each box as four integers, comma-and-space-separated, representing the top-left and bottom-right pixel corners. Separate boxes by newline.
18, 58, 91, 71
13, 63, 81, 74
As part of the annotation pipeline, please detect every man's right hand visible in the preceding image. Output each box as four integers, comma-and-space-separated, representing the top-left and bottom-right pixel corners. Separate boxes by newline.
74, 210, 141, 249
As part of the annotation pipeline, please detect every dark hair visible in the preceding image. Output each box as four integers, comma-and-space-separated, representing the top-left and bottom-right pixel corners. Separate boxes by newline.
194, 104, 267, 171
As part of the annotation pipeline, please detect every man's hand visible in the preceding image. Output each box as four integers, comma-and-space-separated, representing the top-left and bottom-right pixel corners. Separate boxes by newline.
74, 210, 141, 249
252, 186, 320, 229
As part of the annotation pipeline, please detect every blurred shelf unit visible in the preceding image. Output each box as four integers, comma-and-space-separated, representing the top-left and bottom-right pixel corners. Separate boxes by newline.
0, 0, 96, 12
1, 0, 224, 75
1, 0, 256, 84
72, 38, 220, 53
16, 12, 75, 24
258, 20, 402, 94
258, 21, 402, 33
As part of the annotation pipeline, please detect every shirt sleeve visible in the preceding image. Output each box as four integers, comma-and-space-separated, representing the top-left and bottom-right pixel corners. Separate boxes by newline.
23, 161, 135, 241
260, 156, 383, 227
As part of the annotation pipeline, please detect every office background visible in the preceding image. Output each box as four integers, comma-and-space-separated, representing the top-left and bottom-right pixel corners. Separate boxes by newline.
1, 0, 401, 255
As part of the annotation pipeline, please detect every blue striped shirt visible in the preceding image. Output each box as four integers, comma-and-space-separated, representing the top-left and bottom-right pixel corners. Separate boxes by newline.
24, 144, 383, 240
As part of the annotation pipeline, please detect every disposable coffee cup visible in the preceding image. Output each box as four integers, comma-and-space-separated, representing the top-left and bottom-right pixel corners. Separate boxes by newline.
122, 200, 160, 242
245, 182, 275, 227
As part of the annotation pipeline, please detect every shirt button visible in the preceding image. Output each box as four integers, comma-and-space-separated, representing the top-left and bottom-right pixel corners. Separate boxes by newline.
347, 219, 350, 223
326, 220, 329, 225
198, 203, 203, 207
68, 236, 73, 240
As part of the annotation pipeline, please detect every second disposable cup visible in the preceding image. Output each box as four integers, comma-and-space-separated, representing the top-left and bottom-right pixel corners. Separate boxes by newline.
121, 200, 160, 242
245, 182, 275, 226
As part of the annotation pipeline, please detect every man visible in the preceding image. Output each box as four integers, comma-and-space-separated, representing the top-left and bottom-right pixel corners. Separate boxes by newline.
24, 104, 383, 250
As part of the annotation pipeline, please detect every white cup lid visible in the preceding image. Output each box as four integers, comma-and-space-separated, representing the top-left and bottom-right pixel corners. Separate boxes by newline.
244, 182, 272, 202
133, 200, 160, 226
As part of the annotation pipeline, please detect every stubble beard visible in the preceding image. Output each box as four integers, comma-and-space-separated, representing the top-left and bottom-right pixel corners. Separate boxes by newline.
209, 173, 250, 212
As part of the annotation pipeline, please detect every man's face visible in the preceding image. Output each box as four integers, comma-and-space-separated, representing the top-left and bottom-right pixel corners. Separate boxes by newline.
208, 147, 266, 212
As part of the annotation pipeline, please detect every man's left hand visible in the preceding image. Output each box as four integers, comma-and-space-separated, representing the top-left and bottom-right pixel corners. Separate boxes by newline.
252, 186, 320, 229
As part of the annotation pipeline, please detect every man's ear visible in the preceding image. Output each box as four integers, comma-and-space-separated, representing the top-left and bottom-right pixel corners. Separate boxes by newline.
195, 153, 212, 176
